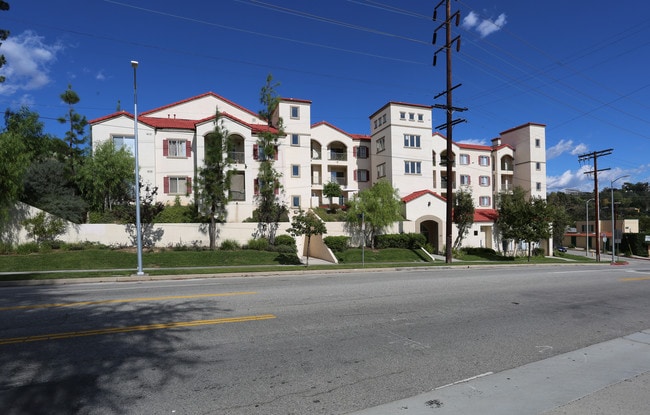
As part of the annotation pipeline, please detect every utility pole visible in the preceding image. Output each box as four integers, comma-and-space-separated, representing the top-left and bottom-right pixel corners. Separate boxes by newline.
578, 149, 612, 262
432, 0, 466, 263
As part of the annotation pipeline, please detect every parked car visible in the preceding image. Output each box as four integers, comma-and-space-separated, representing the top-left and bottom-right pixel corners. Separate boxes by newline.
557, 246, 568, 253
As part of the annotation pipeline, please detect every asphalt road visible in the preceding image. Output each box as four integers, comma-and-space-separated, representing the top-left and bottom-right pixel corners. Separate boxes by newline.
1, 261, 649, 414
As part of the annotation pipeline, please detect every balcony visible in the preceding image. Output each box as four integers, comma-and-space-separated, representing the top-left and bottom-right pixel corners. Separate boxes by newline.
228, 151, 245, 164
329, 151, 347, 161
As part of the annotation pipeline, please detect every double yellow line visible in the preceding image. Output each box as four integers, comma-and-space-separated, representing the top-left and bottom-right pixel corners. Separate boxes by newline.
0, 292, 276, 345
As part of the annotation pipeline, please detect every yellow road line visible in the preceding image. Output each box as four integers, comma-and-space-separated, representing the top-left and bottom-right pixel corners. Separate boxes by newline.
0, 292, 257, 312
620, 276, 650, 282
0, 314, 276, 345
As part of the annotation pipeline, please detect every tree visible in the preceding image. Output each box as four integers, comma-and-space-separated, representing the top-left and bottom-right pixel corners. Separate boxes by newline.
497, 187, 552, 260
0, 1, 9, 84
345, 180, 402, 249
452, 188, 475, 250
196, 110, 231, 250
255, 74, 286, 243
77, 140, 135, 213
0, 125, 29, 228
122, 182, 165, 248
58, 84, 88, 173
287, 210, 327, 266
323, 181, 342, 212
22, 211, 67, 245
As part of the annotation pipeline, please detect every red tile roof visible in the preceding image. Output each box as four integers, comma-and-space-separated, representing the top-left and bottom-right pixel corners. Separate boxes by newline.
311, 121, 368, 140
474, 209, 498, 222
401, 189, 446, 203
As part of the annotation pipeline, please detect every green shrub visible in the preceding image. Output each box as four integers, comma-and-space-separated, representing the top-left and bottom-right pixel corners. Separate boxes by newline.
375, 233, 426, 249
532, 247, 545, 257
274, 234, 296, 247
0, 241, 14, 255
155, 198, 196, 223
323, 236, 349, 252
220, 239, 241, 251
16, 242, 40, 255
269, 244, 297, 254
22, 212, 67, 244
246, 238, 269, 251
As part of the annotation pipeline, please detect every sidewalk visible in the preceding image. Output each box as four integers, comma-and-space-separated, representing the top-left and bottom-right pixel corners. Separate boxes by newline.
348, 329, 650, 415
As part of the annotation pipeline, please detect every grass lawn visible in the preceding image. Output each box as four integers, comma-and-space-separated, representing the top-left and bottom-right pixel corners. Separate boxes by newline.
0, 247, 596, 282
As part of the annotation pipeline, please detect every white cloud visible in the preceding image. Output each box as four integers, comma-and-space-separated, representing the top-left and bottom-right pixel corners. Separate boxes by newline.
462, 11, 507, 38
546, 139, 588, 160
0, 30, 63, 95
96, 70, 106, 81
457, 138, 489, 146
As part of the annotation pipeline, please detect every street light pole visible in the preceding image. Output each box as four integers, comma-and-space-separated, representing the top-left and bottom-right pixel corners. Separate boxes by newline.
131, 60, 144, 276
610, 175, 629, 263
586, 198, 594, 257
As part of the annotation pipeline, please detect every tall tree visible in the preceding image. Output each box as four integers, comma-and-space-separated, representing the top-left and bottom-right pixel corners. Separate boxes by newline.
287, 209, 327, 266
196, 110, 231, 250
452, 188, 475, 250
58, 84, 88, 173
345, 179, 402, 249
0, 124, 29, 228
255, 74, 286, 243
77, 140, 135, 213
0, 1, 9, 84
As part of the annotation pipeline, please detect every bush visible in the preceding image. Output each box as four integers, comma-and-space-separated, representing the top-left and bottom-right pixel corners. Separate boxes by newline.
246, 238, 269, 251
269, 244, 297, 254
375, 233, 426, 249
532, 247, 545, 257
16, 242, 40, 255
22, 212, 67, 244
220, 239, 241, 251
88, 210, 122, 224
323, 236, 349, 252
274, 234, 296, 247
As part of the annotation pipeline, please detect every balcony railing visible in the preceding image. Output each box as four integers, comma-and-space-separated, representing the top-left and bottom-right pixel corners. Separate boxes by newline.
229, 190, 245, 201
330, 177, 347, 186
228, 151, 245, 164
329, 152, 347, 161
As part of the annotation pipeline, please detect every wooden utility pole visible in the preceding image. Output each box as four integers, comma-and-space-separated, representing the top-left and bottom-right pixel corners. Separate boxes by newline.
578, 149, 612, 262
433, 0, 466, 263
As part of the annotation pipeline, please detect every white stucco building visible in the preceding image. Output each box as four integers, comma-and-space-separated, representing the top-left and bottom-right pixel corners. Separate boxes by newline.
90, 92, 547, 252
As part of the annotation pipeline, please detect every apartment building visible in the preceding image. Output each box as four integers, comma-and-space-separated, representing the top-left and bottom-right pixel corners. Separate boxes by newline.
90, 92, 546, 251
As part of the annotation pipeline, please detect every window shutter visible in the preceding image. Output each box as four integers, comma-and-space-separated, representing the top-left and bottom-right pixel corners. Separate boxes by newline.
163, 140, 169, 157
253, 144, 259, 160
164, 176, 170, 193
274, 182, 279, 195
274, 146, 278, 160
353, 146, 357, 158
353, 169, 357, 180
186, 140, 192, 157
186, 177, 192, 193
468, 176, 471, 185
254, 178, 259, 195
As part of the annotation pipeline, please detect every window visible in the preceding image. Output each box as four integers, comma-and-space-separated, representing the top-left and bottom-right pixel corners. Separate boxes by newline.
290, 106, 299, 119
113, 136, 135, 154
355, 145, 369, 159
291, 195, 301, 208
479, 196, 491, 207
253, 144, 278, 161
432, 151, 436, 166
459, 154, 470, 165
400, 111, 406, 120
479, 175, 490, 186
165, 176, 190, 195
405, 161, 421, 175
376, 137, 385, 153
460, 174, 471, 185
374, 119, 378, 129
377, 163, 386, 178
409, 113, 415, 121
291, 164, 300, 177
479, 155, 490, 166
382, 114, 387, 124
355, 169, 369, 182
418, 113, 424, 122
291, 134, 300, 146
164, 139, 189, 158
536, 182, 542, 191
535, 138, 541, 148
403, 134, 421, 148
536, 162, 541, 171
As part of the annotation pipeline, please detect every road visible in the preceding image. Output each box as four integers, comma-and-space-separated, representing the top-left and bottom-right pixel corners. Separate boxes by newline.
1, 261, 649, 414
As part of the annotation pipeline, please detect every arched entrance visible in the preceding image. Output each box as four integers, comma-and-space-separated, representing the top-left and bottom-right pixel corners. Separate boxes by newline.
419, 219, 440, 253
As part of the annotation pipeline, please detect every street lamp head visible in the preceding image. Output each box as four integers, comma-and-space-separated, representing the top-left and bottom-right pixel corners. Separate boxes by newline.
131, 60, 139, 68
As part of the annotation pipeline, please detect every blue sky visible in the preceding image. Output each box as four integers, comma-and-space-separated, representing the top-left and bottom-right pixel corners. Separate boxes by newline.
2, 0, 649, 193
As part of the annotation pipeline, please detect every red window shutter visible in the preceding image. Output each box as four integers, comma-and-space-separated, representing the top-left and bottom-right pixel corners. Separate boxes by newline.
164, 176, 170, 193
253, 144, 259, 160
186, 140, 192, 157
274, 185, 279, 195
254, 178, 259, 195
274, 146, 278, 160
353, 169, 357, 180
163, 140, 169, 157
353, 146, 357, 158
468, 176, 471, 185
186, 177, 192, 193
